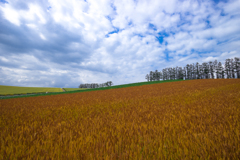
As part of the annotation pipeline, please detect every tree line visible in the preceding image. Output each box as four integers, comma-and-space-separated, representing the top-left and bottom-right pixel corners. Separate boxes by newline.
146, 57, 240, 81
79, 81, 113, 88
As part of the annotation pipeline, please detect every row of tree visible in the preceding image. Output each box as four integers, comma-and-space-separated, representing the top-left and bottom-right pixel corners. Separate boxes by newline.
146, 57, 240, 81
79, 81, 113, 88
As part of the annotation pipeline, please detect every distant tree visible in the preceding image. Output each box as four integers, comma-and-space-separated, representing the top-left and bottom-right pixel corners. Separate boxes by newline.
159, 71, 163, 80
167, 68, 170, 80
234, 57, 240, 78
95, 83, 99, 88
104, 82, 108, 87
183, 67, 187, 80
107, 81, 113, 86
213, 60, 218, 78
155, 70, 160, 81
216, 62, 222, 79
202, 62, 209, 79
209, 61, 215, 79
185, 64, 190, 79
230, 58, 235, 78
165, 68, 168, 80
198, 65, 203, 79
145, 57, 239, 81
169, 68, 172, 80
149, 71, 153, 81
178, 67, 183, 79
225, 59, 231, 78
153, 71, 156, 81
191, 63, 196, 79
228, 58, 233, 78
164, 68, 168, 80
189, 64, 193, 79
172, 67, 176, 80
195, 62, 200, 79
145, 74, 149, 82
175, 66, 179, 79
162, 69, 167, 80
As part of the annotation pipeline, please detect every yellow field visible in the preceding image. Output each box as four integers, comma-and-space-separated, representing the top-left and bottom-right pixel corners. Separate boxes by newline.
0, 79, 239, 159
0, 85, 63, 95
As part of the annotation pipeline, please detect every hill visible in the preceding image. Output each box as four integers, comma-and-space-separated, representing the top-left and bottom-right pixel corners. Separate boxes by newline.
0, 79, 239, 159
0, 79, 185, 99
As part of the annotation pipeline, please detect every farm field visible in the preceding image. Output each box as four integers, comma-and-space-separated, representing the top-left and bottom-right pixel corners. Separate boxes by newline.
0, 79, 240, 159
63, 88, 90, 91
0, 85, 63, 95
0, 79, 185, 99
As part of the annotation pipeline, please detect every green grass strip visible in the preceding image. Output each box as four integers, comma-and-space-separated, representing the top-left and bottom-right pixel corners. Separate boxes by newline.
0, 79, 186, 100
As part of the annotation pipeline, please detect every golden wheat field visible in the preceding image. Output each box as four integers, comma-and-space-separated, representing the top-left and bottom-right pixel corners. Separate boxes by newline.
0, 79, 240, 159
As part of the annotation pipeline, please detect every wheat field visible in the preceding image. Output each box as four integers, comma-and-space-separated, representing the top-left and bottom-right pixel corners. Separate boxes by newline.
0, 79, 239, 159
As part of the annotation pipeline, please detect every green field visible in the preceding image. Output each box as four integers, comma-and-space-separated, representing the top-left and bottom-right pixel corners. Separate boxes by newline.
63, 88, 90, 91
0, 85, 63, 95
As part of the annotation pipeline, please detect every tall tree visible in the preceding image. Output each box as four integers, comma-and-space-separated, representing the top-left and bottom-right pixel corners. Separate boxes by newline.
199, 65, 203, 79
209, 61, 215, 79
230, 58, 235, 78
175, 66, 179, 80
234, 57, 240, 78
189, 64, 193, 79
186, 64, 190, 79
150, 71, 153, 81
166, 68, 170, 80
153, 71, 156, 81
183, 67, 187, 80
202, 62, 209, 79
146, 57, 240, 81
162, 69, 167, 80
145, 74, 150, 82
195, 62, 199, 79
155, 70, 160, 81
159, 71, 163, 80
225, 59, 231, 78
107, 81, 113, 86
172, 67, 176, 80
178, 67, 183, 79
213, 60, 218, 79
216, 62, 222, 79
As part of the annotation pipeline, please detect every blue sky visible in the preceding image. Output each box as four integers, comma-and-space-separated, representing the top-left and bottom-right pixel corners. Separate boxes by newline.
0, 0, 239, 88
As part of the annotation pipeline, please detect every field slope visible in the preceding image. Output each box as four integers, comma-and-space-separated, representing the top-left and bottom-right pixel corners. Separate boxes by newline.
0, 79, 239, 159
0, 79, 185, 99
0, 85, 63, 95
63, 88, 90, 91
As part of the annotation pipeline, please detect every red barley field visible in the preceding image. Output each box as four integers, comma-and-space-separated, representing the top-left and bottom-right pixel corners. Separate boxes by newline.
0, 79, 240, 159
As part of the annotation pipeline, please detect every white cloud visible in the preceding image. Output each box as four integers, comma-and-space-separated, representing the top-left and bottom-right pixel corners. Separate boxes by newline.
39, 33, 46, 40
26, 23, 37, 29
1, 5, 20, 26
0, 0, 240, 87
218, 0, 240, 16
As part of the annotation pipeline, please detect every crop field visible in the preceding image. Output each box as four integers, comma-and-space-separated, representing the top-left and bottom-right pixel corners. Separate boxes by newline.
0, 79, 239, 159
63, 88, 90, 92
0, 85, 63, 95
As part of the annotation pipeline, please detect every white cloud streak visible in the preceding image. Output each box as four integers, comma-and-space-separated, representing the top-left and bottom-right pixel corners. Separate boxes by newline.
0, 0, 240, 87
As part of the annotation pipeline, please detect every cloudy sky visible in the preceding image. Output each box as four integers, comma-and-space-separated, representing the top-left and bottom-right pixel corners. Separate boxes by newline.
0, 0, 239, 88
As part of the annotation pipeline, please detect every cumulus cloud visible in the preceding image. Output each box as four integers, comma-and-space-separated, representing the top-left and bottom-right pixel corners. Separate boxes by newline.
0, 0, 240, 87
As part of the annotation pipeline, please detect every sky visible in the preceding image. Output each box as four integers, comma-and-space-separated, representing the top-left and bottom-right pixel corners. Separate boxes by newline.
0, 0, 240, 88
